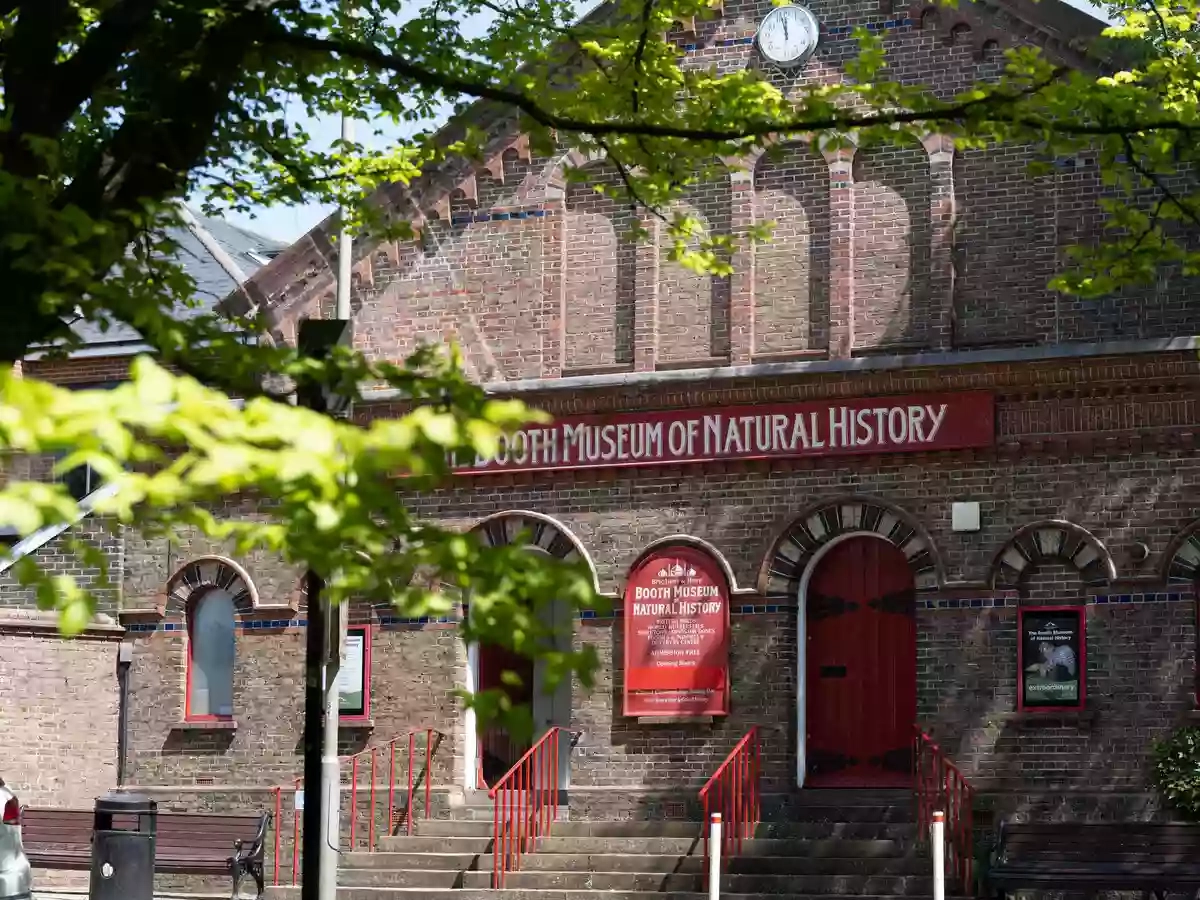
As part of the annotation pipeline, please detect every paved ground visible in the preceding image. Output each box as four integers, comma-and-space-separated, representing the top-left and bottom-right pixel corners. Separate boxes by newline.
36, 892, 232, 899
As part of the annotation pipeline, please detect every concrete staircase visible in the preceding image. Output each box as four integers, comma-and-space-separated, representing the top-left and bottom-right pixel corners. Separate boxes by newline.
269, 790, 939, 900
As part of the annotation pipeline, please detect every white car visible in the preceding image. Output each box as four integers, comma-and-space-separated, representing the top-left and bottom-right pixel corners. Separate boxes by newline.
0, 780, 31, 900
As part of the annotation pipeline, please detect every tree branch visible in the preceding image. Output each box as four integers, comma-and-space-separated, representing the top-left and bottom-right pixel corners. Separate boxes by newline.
38, 0, 163, 135
629, 0, 655, 113
270, 33, 1155, 146
2, 0, 79, 172
1120, 133, 1200, 229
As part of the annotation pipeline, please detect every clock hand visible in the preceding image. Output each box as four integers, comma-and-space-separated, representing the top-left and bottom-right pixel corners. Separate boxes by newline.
783, 16, 789, 41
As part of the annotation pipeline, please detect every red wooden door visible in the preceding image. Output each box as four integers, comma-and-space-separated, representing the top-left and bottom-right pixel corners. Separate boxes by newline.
805, 536, 916, 787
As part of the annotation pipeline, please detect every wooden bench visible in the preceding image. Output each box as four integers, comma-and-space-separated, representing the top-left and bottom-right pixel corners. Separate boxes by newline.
989, 821, 1200, 900
22, 808, 270, 899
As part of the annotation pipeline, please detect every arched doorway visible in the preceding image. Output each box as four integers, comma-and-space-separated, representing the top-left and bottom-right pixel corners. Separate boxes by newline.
802, 535, 916, 787
475, 641, 534, 787
471, 593, 573, 790
461, 513, 591, 793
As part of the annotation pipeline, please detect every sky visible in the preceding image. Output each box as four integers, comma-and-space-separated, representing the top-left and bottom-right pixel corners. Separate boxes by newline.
224, 0, 1114, 246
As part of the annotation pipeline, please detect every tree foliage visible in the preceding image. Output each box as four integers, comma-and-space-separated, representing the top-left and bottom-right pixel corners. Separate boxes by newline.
1153, 726, 1200, 820
0, 0, 1196, 713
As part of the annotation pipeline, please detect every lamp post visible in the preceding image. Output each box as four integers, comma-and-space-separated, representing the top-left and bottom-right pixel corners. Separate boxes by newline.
296, 318, 353, 900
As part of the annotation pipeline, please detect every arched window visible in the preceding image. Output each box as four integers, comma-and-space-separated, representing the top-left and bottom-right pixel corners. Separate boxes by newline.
186, 589, 237, 719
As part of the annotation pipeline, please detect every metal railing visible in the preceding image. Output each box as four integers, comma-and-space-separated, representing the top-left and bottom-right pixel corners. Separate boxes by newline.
489, 726, 568, 888
476, 725, 531, 789
699, 726, 761, 880
914, 725, 974, 892
271, 727, 444, 885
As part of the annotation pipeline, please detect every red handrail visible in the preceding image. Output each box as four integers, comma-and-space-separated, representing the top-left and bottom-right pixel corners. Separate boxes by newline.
699, 726, 760, 879
477, 726, 531, 789
489, 726, 568, 888
914, 725, 974, 893
271, 727, 444, 885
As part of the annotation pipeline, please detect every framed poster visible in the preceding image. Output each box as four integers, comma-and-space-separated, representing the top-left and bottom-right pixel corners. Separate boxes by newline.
1018, 606, 1086, 711
623, 545, 730, 718
337, 625, 371, 720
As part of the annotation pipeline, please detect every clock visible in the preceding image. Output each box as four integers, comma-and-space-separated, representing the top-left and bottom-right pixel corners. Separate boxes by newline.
755, 4, 820, 68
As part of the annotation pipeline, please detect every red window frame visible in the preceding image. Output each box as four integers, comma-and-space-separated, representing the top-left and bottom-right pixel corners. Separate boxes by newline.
1017, 604, 1087, 713
338, 625, 372, 723
184, 595, 237, 722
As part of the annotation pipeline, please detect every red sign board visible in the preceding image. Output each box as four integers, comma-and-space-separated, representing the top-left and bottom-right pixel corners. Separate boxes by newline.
456, 392, 994, 475
623, 546, 730, 718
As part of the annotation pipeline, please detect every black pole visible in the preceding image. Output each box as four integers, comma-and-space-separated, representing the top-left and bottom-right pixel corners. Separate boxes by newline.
295, 317, 351, 900
301, 568, 326, 900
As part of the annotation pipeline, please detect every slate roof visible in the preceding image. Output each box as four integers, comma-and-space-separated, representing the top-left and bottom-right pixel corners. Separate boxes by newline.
65, 209, 285, 354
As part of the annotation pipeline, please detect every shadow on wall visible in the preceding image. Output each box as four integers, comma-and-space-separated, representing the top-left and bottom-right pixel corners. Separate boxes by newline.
564, 162, 638, 371
162, 727, 236, 757
753, 142, 830, 355
922, 565, 1196, 826
851, 136, 932, 353
592, 607, 795, 800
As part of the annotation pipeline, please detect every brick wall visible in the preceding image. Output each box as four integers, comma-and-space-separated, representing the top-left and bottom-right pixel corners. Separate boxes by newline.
0, 614, 120, 808
0, 518, 122, 614
3, 347, 1196, 820
125, 613, 462, 790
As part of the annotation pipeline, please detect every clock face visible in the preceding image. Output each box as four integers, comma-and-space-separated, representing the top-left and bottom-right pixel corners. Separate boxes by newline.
755, 5, 820, 67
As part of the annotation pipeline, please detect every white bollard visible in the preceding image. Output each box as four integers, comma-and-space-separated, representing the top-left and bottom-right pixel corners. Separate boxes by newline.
931, 810, 946, 900
709, 812, 722, 900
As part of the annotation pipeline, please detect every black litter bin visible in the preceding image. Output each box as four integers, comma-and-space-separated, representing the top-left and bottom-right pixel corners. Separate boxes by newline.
90, 792, 157, 900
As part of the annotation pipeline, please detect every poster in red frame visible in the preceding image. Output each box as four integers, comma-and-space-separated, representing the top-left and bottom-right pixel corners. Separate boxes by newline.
623, 545, 730, 718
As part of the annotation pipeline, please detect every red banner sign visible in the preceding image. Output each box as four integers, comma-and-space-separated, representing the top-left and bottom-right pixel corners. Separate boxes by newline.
623, 546, 730, 718
456, 392, 994, 475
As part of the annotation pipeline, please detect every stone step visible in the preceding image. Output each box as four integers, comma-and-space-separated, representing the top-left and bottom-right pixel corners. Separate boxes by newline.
416, 820, 702, 838
393, 830, 907, 849
343, 846, 921, 874
785, 790, 913, 807
336, 868, 934, 893
405, 821, 917, 842
773, 806, 914, 824
268, 888, 956, 900
377, 830, 916, 855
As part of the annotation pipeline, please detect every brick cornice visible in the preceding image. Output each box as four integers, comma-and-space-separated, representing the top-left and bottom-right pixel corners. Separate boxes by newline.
360, 349, 1196, 424
0, 610, 125, 640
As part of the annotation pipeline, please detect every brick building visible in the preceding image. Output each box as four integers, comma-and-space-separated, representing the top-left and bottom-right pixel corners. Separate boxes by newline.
3, 0, 1200, 858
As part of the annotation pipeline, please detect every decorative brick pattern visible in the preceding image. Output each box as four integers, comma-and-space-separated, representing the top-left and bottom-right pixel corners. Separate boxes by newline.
563, 164, 637, 373
852, 137, 932, 353
656, 172, 733, 366
752, 143, 830, 357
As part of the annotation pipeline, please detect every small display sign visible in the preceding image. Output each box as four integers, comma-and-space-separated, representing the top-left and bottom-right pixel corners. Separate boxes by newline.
337, 626, 371, 719
1018, 606, 1086, 711
623, 546, 730, 718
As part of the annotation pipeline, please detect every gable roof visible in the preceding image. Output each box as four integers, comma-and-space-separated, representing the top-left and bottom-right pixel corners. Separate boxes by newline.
49, 207, 285, 358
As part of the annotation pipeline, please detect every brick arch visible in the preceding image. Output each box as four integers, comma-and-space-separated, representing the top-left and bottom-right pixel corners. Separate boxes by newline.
563, 158, 638, 371
988, 520, 1116, 590
165, 555, 257, 616
759, 496, 942, 598
469, 510, 600, 592
753, 141, 830, 355
1164, 518, 1200, 585
659, 160, 734, 363
851, 133, 932, 350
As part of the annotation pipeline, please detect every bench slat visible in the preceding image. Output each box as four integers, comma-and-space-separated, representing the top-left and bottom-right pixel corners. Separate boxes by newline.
990, 820, 1200, 895
21, 806, 269, 884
